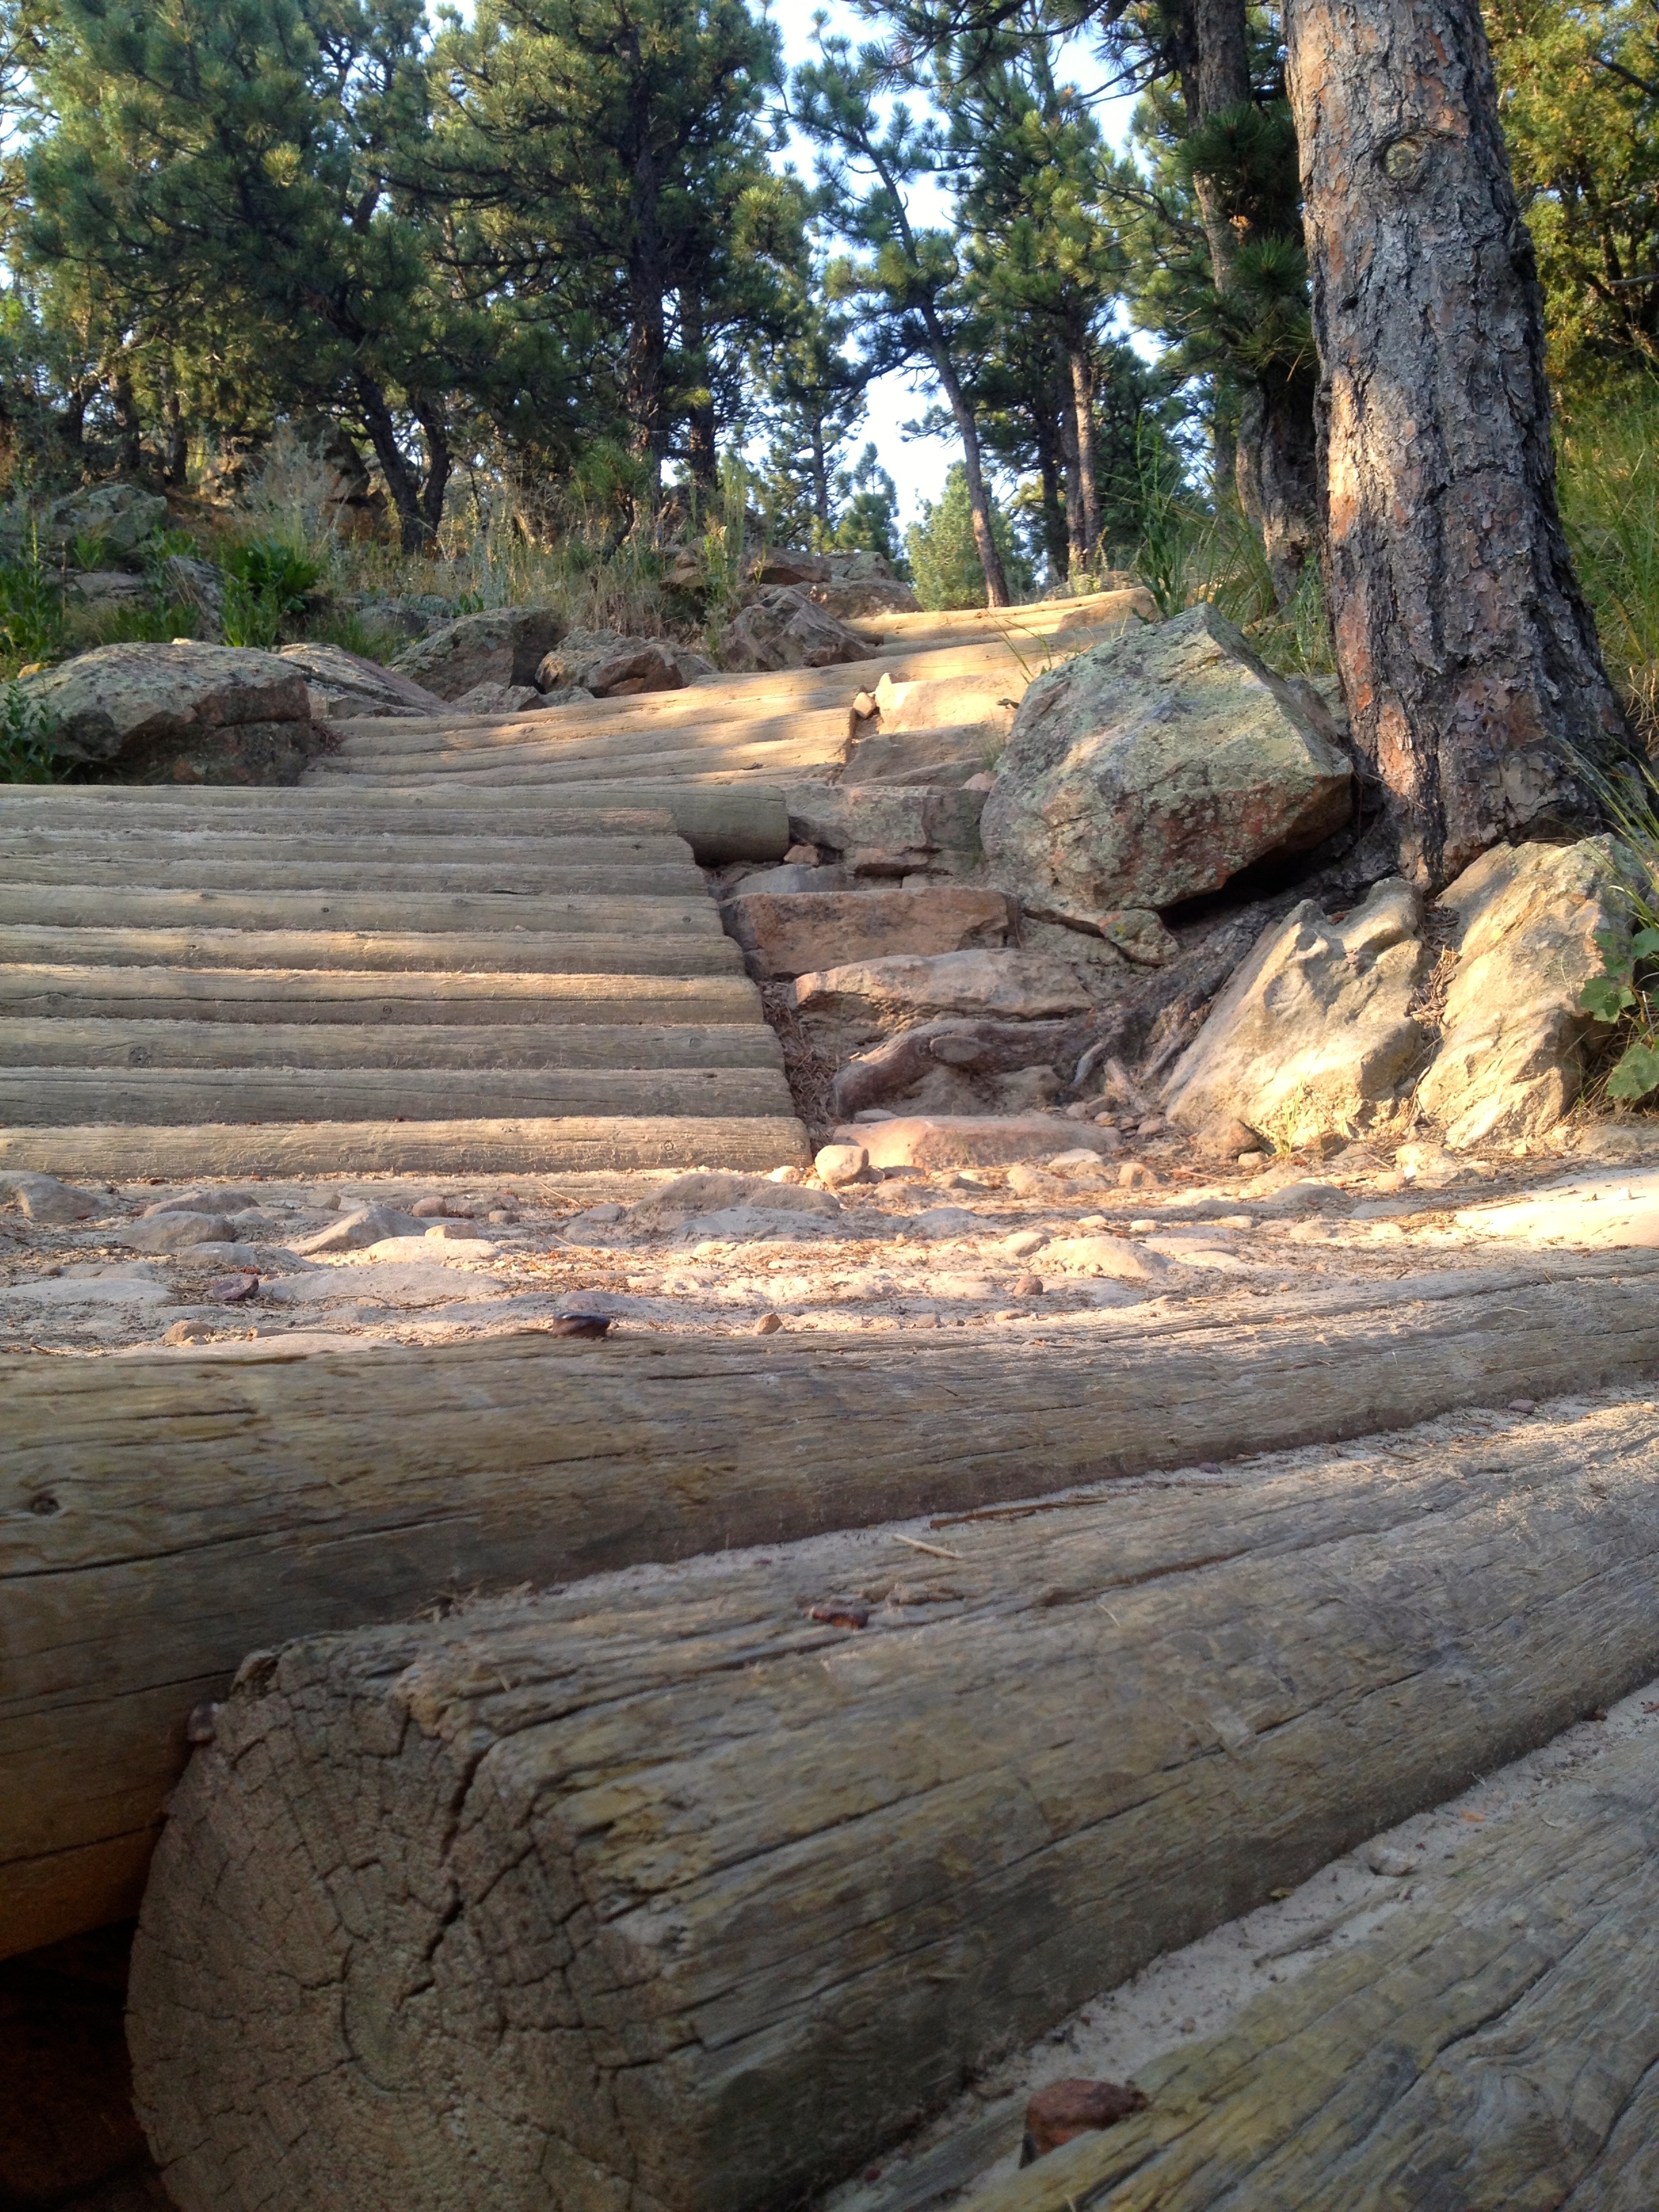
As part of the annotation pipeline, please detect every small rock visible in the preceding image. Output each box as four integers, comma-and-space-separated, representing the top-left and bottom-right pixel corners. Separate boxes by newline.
410, 1195, 447, 1218
424, 1218, 485, 1242
126, 1211, 232, 1252
486, 1208, 517, 1224
1021, 2078, 1149, 2165
1136, 1114, 1166, 1136
913, 1206, 992, 1240
1002, 1229, 1048, 1256
0, 1172, 100, 1224
291, 1205, 422, 1254
842, 1117, 1118, 1173
1119, 1162, 1159, 1189
206, 1273, 259, 1305
1042, 1234, 1170, 1284
1364, 1842, 1420, 1878
546, 1313, 612, 1339
767, 1165, 804, 1185
754, 1312, 783, 1334
1006, 1164, 1054, 1197
163, 1317, 222, 1345
1509, 1397, 1537, 1414
815, 1143, 871, 1190
1046, 1150, 1113, 1184
1012, 1272, 1045, 1296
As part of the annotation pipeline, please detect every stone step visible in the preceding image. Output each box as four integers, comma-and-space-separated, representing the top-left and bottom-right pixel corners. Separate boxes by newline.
0, 924, 745, 976
0, 1063, 796, 1126
0, 963, 764, 1025
0, 1017, 783, 1070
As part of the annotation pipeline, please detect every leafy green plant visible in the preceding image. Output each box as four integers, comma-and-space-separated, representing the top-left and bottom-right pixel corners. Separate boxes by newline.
71, 530, 110, 573
220, 535, 324, 648
1129, 421, 1197, 619
1580, 926, 1659, 1099
0, 680, 62, 781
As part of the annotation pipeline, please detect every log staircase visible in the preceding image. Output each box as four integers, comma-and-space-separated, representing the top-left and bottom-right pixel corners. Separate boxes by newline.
0, 591, 1139, 1180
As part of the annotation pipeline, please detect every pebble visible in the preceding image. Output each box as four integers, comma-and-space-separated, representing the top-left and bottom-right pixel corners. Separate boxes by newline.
1509, 1397, 1537, 1414
206, 1273, 260, 1305
545, 1313, 611, 1339
1006, 1164, 1054, 1197
1002, 1229, 1048, 1256
1364, 1842, 1420, 1878
754, 1312, 783, 1334
816, 1142, 871, 1190
163, 1317, 223, 1345
411, 1195, 447, 1218
424, 1218, 485, 1242
1119, 1162, 1159, 1189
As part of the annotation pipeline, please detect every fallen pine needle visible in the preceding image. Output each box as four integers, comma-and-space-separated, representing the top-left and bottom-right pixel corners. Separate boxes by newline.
894, 1532, 966, 1561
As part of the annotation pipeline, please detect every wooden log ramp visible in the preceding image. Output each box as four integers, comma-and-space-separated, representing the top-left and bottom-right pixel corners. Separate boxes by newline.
967, 1723, 1659, 2212
125, 1385, 1659, 2212
7, 1252, 1659, 1963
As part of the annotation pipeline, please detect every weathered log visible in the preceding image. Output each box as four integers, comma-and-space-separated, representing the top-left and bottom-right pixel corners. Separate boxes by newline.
0, 964, 761, 1027
0, 1063, 794, 1126
7, 1255, 1659, 1963
0, 854, 708, 897
0, 1109, 808, 1184
125, 1390, 1659, 2212
0, 925, 745, 977
0, 785, 792, 867
0, 1019, 783, 1071
970, 1724, 1659, 2211
0, 884, 724, 940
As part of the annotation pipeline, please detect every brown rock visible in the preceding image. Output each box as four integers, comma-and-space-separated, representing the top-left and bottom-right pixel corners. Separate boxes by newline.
720, 588, 877, 673
448, 681, 545, 716
1022, 2078, 1150, 2164
21, 642, 319, 783
724, 888, 1015, 981
0, 1173, 99, 1224
276, 643, 449, 721
815, 1143, 871, 1189
206, 1273, 259, 1305
390, 607, 565, 701
535, 632, 712, 697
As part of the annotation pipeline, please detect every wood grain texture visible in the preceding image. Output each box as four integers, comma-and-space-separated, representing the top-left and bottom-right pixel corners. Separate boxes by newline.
0, 925, 746, 977
124, 1388, 1659, 2212
965, 1724, 1659, 2211
0, 1063, 794, 1125
0, 966, 764, 1025
0, 885, 726, 939
6, 1254, 1659, 1962
0, 1019, 783, 1071
0, 1109, 808, 1183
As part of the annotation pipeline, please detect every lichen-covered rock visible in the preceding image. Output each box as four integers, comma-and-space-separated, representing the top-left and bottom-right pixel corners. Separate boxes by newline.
1417, 839, 1635, 1150
981, 603, 1353, 920
535, 631, 712, 697
20, 643, 321, 783
277, 642, 450, 720
792, 948, 1099, 1029
720, 587, 877, 673
30, 483, 170, 568
724, 886, 1015, 980
449, 681, 545, 716
1163, 880, 1429, 1149
389, 606, 565, 700
808, 577, 922, 620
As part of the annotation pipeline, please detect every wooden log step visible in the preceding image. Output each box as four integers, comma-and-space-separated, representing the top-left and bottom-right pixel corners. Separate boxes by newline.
6, 1252, 1659, 1959
120, 1384, 1659, 2212
0, 884, 726, 939
967, 1725, 1659, 2212
0, 796, 677, 838
328, 703, 851, 762
323, 737, 842, 786
0, 1063, 796, 1125
0, 1109, 806, 1190
0, 1018, 784, 1071
0, 964, 765, 1027
0, 830, 696, 871
846, 589, 1148, 646
0, 857, 709, 897
0, 787, 792, 865
0, 926, 746, 977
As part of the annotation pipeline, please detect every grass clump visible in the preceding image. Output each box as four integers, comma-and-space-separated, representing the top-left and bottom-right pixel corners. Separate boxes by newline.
0, 680, 63, 781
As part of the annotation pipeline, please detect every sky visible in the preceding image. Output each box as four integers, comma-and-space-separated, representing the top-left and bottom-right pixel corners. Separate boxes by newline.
769, 1, 1141, 529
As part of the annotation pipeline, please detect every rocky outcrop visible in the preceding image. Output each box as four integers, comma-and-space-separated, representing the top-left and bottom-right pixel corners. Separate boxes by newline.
447, 681, 544, 716
535, 631, 713, 697
720, 588, 877, 673
828, 1017, 1088, 1119
1416, 839, 1635, 1149
981, 603, 1353, 922
808, 576, 921, 620
724, 887, 1015, 981
388, 607, 565, 700
20, 643, 323, 784
1163, 880, 1429, 1149
276, 643, 450, 720
22, 483, 170, 568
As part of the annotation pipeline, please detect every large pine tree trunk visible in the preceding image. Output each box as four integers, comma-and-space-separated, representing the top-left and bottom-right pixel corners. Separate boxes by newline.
1284, 0, 1627, 885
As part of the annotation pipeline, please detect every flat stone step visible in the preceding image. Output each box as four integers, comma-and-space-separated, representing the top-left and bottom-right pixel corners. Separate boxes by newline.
0, 1063, 797, 1125
0, 1016, 783, 1070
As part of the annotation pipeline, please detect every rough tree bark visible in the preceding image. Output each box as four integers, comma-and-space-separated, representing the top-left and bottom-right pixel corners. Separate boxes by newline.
1284, 0, 1629, 886
1067, 342, 1099, 560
